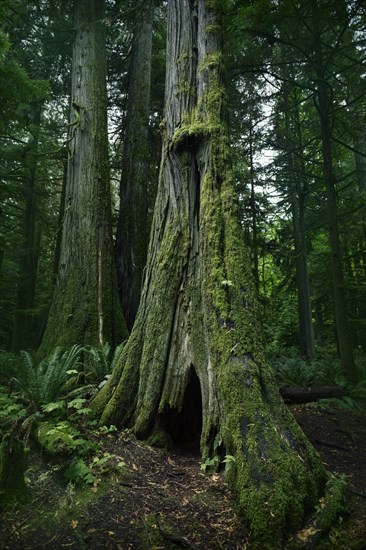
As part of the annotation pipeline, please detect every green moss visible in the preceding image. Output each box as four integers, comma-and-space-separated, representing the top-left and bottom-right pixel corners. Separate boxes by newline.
198, 51, 223, 72
206, 23, 222, 35
171, 123, 209, 149
39, 223, 127, 356
146, 425, 171, 449
316, 474, 346, 531
35, 420, 81, 455
141, 514, 183, 549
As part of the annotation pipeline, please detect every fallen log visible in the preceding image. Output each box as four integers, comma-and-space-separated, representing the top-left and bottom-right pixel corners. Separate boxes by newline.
280, 386, 348, 404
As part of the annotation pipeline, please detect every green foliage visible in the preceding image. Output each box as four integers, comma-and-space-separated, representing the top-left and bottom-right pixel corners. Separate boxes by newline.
200, 454, 236, 473
64, 453, 126, 485
84, 342, 126, 383
64, 458, 95, 484
36, 420, 93, 456
270, 348, 366, 410
270, 349, 340, 387
200, 455, 220, 472
0, 29, 49, 130
0, 351, 20, 385
0, 344, 126, 491
10, 345, 83, 411
0, 388, 28, 430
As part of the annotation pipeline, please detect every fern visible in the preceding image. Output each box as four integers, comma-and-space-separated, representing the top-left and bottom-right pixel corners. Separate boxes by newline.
84, 341, 125, 383
10, 345, 83, 411
270, 350, 343, 388
40, 345, 83, 405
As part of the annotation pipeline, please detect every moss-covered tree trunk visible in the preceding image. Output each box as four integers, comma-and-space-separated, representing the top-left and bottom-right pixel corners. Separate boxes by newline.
115, 6, 153, 331
40, 0, 126, 353
92, 0, 333, 545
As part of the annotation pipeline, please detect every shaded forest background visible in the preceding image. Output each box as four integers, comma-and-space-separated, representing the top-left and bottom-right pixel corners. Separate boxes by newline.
1, 0, 365, 399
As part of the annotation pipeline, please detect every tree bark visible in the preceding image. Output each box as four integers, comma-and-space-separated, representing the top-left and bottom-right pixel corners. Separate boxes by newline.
283, 84, 315, 360
249, 125, 259, 290
92, 1, 335, 545
115, 6, 153, 332
12, 104, 43, 351
40, 0, 127, 354
311, 0, 357, 381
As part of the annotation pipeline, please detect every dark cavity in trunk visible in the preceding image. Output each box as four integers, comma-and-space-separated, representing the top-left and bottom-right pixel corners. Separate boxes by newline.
159, 366, 202, 451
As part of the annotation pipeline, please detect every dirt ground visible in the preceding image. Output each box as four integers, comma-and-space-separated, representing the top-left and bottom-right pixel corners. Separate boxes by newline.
0, 404, 365, 549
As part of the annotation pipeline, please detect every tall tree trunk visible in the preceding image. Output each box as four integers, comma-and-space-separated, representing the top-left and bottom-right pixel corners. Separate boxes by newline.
92, 1, 335, 545
40, 0, 126, 354
12, 105, 42, 351
283, 84, 315, 359
249, 125, 259, 290
311, 0, 356, 381
115, 6, 153, 331
354, 124, 366, 192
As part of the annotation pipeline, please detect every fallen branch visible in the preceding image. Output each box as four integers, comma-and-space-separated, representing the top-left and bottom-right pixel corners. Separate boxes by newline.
280, 386, 348, 404
314, 439, 351, 452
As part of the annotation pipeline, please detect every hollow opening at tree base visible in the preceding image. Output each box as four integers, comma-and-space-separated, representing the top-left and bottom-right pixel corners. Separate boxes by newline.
159, 366, 203, 452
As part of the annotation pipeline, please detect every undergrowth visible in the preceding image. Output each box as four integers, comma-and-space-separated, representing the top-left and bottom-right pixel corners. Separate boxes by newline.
269, 347, 366, 411
0, 343, 126, 499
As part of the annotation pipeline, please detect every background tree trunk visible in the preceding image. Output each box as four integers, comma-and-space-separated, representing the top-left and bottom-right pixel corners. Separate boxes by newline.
40, 0, 126, 354
115, 6, 153, 331
311, 0, 357, 381
283, 84, 315, 359
12, 104, 42, 351
92, 0, 334, 545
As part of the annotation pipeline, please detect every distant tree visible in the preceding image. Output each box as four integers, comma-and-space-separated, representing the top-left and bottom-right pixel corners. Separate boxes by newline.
275, 80, 315, 359
40, 0, 127, 353
0, 1, 52, 349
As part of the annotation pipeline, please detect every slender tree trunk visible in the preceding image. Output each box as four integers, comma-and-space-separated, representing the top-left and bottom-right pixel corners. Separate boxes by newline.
40, 0, 126, 354
334, 0, 366, 192
354, 125, 366, 192
311, 0, 356, 380
283, 85, 315, 359
249, 125, 259, 290
91, 1, 335, 545
53, 157, 67, 278
12, 105, 42, 351
115, 7, 153, 331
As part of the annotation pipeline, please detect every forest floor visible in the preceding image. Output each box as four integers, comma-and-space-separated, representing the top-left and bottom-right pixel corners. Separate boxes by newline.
0, 404, 365, 549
